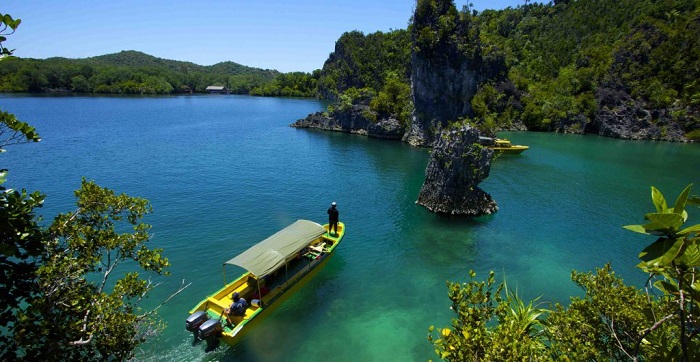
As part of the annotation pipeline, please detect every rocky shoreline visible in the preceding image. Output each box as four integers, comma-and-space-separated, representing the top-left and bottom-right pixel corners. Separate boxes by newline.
290, 105, 403, 140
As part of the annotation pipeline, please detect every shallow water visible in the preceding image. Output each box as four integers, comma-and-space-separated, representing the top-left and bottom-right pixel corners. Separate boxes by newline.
1, 94, 698, 361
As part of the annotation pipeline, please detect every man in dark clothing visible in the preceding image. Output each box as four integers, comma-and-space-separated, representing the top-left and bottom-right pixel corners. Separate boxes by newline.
327, 201, 339, 235
224, 291, 248, 325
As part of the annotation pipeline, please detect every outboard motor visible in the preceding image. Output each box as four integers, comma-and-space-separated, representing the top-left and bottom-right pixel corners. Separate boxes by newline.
198, 318, 222, 351
185, 311, 209, 333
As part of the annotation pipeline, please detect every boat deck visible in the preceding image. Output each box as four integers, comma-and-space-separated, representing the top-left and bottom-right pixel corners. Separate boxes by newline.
187, 221, 345, 344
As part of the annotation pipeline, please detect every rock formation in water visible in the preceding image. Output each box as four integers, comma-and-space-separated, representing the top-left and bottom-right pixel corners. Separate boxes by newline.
290, 105, 404, 140
406, 0, 502, 215
416, 125, 497, 215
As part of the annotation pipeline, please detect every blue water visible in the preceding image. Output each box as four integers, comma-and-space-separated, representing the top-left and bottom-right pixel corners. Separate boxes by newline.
1, 94, 698, 361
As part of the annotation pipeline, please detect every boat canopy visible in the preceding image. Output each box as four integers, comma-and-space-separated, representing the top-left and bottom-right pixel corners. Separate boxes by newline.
478, 136, 495, 146
224, 220, 326, 278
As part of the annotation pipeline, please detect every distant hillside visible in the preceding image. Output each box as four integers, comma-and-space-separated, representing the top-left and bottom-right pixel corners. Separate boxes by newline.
0, 50, 322, 96
85, 51, 277, 77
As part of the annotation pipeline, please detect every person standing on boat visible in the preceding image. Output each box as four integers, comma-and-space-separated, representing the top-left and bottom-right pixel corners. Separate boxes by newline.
327, 201, 339, 236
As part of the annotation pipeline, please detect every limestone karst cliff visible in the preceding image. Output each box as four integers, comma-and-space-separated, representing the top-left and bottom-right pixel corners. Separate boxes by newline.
290, 105, 403, 140
416, 125, 497, 215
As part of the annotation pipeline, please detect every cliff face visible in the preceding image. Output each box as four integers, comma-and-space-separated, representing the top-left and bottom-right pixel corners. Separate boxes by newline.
416, 125, 497, 215
290, 105, 404, 140
587, 88, 694, 141
404, 53, 479, 147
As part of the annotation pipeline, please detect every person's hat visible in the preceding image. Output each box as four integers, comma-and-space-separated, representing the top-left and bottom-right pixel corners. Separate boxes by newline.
233, 292, 240, 299
331, 202, 336, 206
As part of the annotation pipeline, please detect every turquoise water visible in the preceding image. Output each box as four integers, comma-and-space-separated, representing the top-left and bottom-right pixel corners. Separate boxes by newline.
1, 94, 698, 361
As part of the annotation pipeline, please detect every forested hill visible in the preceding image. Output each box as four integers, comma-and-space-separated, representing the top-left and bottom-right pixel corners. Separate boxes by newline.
314, 0, 700, 142
0, 50, 320, 97
83, 51, 275, 77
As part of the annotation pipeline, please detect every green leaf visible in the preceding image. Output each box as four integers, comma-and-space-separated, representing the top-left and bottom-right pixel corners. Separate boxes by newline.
623, 224, 649, 234
673, 184, 693, 215
654, 279, 679, 296
689, 195, 700, 207
643, 212, 684, 233
639, 237, 684, 267
651, 186, 668, 213
675, 240, 700, 267
678, 224, 700, 237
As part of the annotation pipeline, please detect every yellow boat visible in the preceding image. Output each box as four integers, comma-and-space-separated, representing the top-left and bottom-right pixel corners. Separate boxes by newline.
185, 219, 345, 350
479, 137, 529, 154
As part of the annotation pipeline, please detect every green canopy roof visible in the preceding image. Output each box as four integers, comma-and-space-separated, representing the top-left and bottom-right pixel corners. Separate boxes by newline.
225, 220, 326, 278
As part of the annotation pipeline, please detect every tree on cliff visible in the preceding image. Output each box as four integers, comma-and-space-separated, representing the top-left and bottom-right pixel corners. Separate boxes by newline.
317, 29, 411, 101
474, 0, 700, 139
430, 184, 700, 360
0, 13, 187, 360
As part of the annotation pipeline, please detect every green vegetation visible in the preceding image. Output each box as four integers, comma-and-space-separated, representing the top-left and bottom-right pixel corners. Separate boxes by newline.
0, 14, 186, 360
317, 29, 412, 126
472, 0, 699, 132
250, 70, 321, 97
317, 29, 410, 100
316, 0, 699, 136
369, 72, 414, 127
430, 184, 700, 360
0, 50, 322, 96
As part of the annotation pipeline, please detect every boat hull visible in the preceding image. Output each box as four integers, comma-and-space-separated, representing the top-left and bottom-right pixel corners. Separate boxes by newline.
491, 145, 529, 154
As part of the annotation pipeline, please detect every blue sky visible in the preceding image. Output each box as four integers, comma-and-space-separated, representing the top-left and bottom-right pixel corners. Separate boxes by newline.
3, 1, 527, 73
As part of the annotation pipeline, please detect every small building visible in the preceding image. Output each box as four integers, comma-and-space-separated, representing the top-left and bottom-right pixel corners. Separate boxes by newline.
206, 85, 229, 94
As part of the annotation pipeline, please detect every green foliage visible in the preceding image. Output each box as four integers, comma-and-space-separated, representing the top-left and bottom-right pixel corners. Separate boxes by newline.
318, 29, 412, 123
5, 179, 177, 360
545, 265, 668, 361
431, 184, 700, 361
0, 50, 285, 95
686, 128, 700, 141
369, 73, 413, 128
317, 29, 410, 100
468, 0, 699, 133
0, 184, 46, 351
0, 111, 41, 152
250, 70, 320, 97
337, 87, 376, 111
0, 13, 21, 58
625, 185, 700, 270
428, 270, 548, 361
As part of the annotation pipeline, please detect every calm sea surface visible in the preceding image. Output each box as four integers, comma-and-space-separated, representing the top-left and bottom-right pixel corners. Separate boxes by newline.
1, 94, 698, 361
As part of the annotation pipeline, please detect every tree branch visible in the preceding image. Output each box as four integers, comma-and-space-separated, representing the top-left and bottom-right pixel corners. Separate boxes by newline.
137, 279, 190, 320
607, 317, 636, 361
633, 313, 677, 356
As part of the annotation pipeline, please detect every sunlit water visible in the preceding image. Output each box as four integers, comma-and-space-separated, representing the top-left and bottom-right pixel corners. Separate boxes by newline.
1, 94, 698, 361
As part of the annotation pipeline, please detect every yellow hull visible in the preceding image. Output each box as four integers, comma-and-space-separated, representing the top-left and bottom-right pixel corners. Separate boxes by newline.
188, 222, 345, 346
491, 145, 529, 154
489, 138, 528, 154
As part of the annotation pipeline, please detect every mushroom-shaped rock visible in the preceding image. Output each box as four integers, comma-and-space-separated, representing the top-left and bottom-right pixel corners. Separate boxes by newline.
416, 126, 498, 216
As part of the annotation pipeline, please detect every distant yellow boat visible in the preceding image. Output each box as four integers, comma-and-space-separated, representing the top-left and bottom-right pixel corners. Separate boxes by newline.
185, 220, 345, 350
479, 137, 529, 154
